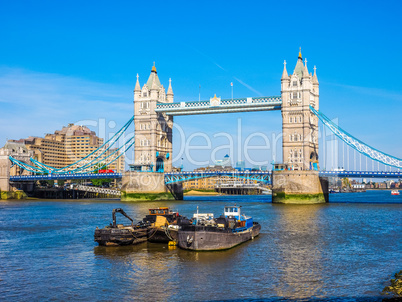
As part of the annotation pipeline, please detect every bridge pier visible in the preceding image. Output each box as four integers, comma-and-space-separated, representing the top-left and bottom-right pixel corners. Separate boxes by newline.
0, 149, 11, 196
272, 170, 328, 204
120, 172, 182, 201
1, 147, 34, 200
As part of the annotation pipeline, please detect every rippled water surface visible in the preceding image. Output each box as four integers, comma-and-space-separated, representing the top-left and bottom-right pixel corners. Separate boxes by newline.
0, 191, 401, 301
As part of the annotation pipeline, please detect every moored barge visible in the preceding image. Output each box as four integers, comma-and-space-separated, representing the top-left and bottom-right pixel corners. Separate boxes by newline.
94, 208, 149, 246
146, 207, 189, 243
177, 206, 261, 251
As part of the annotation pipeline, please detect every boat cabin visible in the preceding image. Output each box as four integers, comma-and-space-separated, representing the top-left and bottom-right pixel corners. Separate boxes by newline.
224, 206, 242, 220
143, 207, 179, 224
224, 206, 254, 229
148, 207, 173, 215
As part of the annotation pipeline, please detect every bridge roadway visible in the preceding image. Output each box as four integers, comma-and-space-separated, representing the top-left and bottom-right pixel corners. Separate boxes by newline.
9, 170, 402, 183
155, 96, 282, 116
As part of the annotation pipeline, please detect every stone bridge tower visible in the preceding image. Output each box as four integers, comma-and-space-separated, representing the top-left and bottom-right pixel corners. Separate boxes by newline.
133, 65, 174, 173
281, 49, 319, 170
0, 142, 34, 199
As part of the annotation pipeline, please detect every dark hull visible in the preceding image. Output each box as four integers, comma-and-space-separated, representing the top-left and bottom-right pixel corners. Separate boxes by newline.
178, 222, 261, 251
147, 227, 178, 243
94, 227, 148, 246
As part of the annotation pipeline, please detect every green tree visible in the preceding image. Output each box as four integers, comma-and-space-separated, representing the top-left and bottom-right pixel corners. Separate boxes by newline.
91, 178, 112, 187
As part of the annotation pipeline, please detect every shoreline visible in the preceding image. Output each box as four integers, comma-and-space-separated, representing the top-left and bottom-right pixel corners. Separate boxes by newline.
184, 190, 220, 196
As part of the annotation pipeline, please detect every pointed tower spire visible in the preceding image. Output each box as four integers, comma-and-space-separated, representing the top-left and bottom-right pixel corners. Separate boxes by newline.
293, 47, 304, 78
303, 58, 309, 78
166, 78, 174, 103
167, 78, 173, 95
151, 74, 159, 90
281, 60, 289, 79
147, 62, 161, 89
313, 65, 319, 84
134, 73, 141, 91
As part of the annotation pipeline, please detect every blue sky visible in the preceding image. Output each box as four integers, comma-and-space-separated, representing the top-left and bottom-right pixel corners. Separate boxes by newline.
1, 0, 401, 171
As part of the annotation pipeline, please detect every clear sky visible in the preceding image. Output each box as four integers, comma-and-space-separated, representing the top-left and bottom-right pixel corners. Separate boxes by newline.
1, 0, 401, 171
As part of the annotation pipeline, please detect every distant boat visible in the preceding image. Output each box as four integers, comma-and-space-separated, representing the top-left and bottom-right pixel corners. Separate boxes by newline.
261, 189, 272, 195
391, 190, 400, 196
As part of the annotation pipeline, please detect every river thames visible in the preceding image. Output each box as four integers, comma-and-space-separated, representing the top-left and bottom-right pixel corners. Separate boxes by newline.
0, 191, 401, 301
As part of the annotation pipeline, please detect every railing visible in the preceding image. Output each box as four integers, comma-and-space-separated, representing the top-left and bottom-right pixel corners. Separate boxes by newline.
10, 173, 123, 181
75, 185, 121, 196
155, 96, 282, 115
320, 171, 402, 178
164, 170, 272, 184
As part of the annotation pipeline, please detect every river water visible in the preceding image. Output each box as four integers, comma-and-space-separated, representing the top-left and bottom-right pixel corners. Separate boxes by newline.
0, 191, 401, 301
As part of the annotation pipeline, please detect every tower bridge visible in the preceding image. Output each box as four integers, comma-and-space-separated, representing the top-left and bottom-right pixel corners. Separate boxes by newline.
2, 50, 402, 202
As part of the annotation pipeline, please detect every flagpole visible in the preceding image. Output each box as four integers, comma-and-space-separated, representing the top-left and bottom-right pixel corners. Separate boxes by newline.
231, 82, 233, 100
199, 84, 201, 102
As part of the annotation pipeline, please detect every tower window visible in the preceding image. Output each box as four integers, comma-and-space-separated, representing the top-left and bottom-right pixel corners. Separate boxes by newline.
293, 81, 297, 87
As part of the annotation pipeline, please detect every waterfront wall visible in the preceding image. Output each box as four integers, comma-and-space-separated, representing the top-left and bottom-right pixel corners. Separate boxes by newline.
0, 149, 11, 193
120, 172, 182, 201
272, 170, 328, 204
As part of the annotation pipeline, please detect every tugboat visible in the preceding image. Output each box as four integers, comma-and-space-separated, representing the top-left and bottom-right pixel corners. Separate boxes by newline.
94, 208, 149, 246
177, 205, 261, 251
145, 207, 190, 243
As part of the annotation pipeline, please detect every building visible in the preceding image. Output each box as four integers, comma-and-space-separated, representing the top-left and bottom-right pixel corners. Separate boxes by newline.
281, 49, 319, 170
9, 123, 125, 173
235, 161, 245, 170
215, 154, 231, 168
131, 65, 173, 173
182, 160, 258, 191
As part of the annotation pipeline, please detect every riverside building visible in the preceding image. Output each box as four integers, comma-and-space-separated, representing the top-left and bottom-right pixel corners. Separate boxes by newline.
9, 123, 125, 173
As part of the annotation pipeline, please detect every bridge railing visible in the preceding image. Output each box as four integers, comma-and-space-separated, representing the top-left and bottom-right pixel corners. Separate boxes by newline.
155, 96, 282, 114
164, 170, 272, 184
10, 173, 122, 181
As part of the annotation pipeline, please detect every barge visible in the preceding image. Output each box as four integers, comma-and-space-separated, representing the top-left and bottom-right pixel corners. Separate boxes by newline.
146, 207, 189, 243
177, 205, 261, 251
94, 208, 149, 246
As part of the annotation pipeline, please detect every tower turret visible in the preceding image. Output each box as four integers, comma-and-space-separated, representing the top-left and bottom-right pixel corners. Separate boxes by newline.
167, 78, 174, 103
281, 49, 320, 170
134, 74, 141, 101
132, 64, 173, 173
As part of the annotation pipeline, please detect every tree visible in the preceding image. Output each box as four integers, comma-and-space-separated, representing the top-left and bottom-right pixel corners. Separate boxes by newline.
91, 178, 112, 187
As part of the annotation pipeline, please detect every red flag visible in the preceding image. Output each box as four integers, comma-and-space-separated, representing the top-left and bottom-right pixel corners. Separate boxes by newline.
230, 82, 233, 86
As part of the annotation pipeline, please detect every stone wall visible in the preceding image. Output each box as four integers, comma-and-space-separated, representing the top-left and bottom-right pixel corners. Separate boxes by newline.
272, 170, 328, 204
120, 172, 181, 201
0, 149, 11, 193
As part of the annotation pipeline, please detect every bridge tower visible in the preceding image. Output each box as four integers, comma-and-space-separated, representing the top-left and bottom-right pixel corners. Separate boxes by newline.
281, 49, 319, 170
272, 50, 328, 204
133, 65, 174, 173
